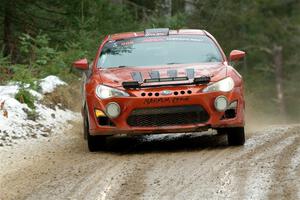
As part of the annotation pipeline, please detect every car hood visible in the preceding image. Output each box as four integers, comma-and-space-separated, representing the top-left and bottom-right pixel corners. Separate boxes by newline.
98, 63, 227, 88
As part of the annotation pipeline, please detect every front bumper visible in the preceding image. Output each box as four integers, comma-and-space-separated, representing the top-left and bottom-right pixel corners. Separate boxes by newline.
86, 86, 245, 136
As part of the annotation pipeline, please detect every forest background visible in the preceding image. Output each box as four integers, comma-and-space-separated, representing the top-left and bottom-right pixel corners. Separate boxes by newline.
1, 0, 299, 122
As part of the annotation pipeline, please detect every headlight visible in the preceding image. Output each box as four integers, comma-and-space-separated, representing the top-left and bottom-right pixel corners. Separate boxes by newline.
96, 85, 129, 99
202, 77, 234, 93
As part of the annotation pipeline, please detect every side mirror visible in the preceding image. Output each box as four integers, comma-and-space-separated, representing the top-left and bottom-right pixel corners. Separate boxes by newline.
229, 50, 246, 62
73, 58, 89, 70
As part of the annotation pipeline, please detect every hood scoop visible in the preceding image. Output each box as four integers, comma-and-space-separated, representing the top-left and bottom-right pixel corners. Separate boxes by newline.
100, 63, 226, 88
131, 68, 196, 82
122, 75, 210, 89
149, 71, 160, 79
131, 72, 143, 82
167, 70, 177, 78
186, 68, 195, 79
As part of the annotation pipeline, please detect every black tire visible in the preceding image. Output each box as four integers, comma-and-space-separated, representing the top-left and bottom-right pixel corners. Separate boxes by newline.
83, 109, 107, 152
227, 127, 245, 146
87, 132, 107, 152
217, 127, 245, 146
83, 113, 88, 140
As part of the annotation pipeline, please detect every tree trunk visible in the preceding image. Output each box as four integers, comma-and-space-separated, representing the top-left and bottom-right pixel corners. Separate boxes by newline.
273, 45, 286, 118
111, 0, 123, 4
164, 0, 172, 17
157, 0, 172, 18
3, 0, 15, 61
185, 0, 195, 15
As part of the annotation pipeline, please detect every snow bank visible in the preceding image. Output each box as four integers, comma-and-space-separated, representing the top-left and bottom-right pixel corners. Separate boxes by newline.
0, 85, 19, 98
0, 76, 80, 146
39, 75, 66, 94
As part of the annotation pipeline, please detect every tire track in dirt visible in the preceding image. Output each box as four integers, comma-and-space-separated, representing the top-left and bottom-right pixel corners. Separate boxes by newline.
73, 159, 135, 200
1, 125, 300, 200
133, 134, 230, 199
214, 126, 300, 199
110, 157, 156, 200
235, 134, 298, 199
64, 161, 122, 199
159, 148, 231, 199
23, 153, 122, 199
1, 138, 87, 200
140, 125, 300, 199
267, 133, 300, 200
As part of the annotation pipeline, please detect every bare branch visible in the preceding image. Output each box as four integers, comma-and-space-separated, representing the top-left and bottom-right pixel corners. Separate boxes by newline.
242, 45, 272, 54
33, 2, 67, 15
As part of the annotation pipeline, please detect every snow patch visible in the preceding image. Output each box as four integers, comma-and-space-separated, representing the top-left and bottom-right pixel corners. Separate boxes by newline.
39, 75, 66, 94
29, 89, 43, 100
0, 76, 79, 146
0, 85, 19, 98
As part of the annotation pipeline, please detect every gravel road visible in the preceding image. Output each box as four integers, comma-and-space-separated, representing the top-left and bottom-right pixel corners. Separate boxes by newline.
1, 123, 299, 200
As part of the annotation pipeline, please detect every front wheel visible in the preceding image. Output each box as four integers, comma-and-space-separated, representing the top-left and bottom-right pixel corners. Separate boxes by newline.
87, 132, 107, 152
84, 109, 107, 152
218, 127, 245, 146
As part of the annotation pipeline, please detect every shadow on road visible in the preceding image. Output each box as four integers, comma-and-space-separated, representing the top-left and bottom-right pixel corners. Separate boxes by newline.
99, 132, 229, 154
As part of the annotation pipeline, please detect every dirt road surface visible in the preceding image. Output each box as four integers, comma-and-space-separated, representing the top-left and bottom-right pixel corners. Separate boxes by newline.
1, 123, 299, 200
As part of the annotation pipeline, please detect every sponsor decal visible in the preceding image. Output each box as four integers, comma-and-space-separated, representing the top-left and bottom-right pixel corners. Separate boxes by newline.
144, 97, 189, 105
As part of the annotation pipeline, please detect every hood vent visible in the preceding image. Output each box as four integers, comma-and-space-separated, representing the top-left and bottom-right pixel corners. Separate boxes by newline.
131, 72, 143, 82
149, 71, 160, 79
167, 70, 177, 78
186, 68, 195, 79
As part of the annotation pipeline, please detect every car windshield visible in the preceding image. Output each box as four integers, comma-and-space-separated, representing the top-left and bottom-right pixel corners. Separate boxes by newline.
97, 35, 223, 68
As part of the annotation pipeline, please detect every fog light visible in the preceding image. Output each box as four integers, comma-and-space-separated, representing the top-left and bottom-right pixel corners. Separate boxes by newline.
95, 109, 105, 117
106, 102, 121, 118
214, 96, 228, 111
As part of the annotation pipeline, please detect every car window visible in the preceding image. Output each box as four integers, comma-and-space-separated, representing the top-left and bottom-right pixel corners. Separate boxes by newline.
97, 35, 223, 68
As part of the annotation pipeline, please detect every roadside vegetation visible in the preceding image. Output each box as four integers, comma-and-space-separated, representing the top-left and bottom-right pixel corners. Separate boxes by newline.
0, 0, 299, 121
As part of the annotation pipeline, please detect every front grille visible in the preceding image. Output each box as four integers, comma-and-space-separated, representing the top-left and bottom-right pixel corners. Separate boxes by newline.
127, 105, 209, 127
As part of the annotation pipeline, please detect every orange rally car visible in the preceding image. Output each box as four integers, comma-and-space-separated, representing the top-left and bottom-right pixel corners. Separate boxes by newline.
73, 28, 246, 151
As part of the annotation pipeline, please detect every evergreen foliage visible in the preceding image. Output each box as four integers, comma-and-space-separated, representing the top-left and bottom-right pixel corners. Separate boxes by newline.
0, 0, 299, 121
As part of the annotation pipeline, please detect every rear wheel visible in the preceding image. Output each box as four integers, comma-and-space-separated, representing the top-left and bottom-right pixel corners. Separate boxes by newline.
84, 110, 107, 152
218, 127, 245, 146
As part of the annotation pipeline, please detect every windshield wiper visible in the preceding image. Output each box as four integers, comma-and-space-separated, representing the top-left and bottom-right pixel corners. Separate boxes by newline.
166, 62, 182, 65
107, 65, 134, 69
